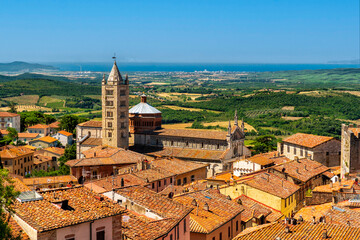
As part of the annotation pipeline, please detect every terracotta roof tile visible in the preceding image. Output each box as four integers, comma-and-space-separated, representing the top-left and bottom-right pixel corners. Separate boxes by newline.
58, 130, 73, 136
133, 168, 175, 183
84, 174, 147, 193
0, 146, 33, 159
49, 121, 60, 128
122, 210, 179, 240
5, 178, 31, 192
22, 175, 77, 186
151, 158, 208, 175
241, 172, 300, 199
244, 151, 283, 166
8, 215, 30, 240
173, 190, 244, 234
234, 195, 282, 222
116, 186, 192, 220
31, 136, 58, 143
283, 133, 335, 148
66, 146, 148, 167
152, 128, 228, 140
0, 112, 19, 117
349, 127, 360, 137
272, 158, 330, 183
18, 132, 39, 138
80, 137, 102, 146
312, 180, 356, 193
233, 221, 360, 240
27, 124, 50, 129
77, 120, 102, 128
13, 187, 123, 232
33, 154, 52, 165
0, 129, 9, 135
43, 147, 65, 155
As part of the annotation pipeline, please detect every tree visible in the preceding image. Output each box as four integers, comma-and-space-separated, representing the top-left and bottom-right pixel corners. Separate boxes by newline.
0, 128, 18, 145
58, 143, 76, 175
252, 135, 277, 155
60, 115, 87, 134
0, 169, 21, 240
7, 102, 17, 114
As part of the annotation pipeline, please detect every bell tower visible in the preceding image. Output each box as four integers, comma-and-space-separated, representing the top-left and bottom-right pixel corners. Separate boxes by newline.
102, 59, 129, 149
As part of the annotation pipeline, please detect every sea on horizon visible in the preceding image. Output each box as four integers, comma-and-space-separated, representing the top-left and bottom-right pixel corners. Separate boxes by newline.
47, 62, 360, 73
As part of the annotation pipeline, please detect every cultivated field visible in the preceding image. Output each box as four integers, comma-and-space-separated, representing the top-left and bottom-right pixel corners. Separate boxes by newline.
3, 95, 39, 105
39, 96, 65, 108
157, 92, 210, 101
163, 105, 222, 113
0, 105, 52, 112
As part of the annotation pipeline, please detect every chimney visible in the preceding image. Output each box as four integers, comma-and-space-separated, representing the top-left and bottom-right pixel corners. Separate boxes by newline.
121, 178, 124, 187
312, 216, 316, 224
295, 156, 299, 162
285, 225, 290, 233
322, 229, 328, 239
203, 202, 209, 211
61, 200, 69, 210
191, 199, 197, 206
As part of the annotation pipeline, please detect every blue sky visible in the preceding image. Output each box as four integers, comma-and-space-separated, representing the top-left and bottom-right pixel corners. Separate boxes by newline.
0, 0, 358, 63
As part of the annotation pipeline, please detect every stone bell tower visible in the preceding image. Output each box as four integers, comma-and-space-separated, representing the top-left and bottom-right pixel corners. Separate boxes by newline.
102, 60, 129, 149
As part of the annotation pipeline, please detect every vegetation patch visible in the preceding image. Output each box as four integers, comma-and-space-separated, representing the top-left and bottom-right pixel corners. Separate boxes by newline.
3, 95, 39, 105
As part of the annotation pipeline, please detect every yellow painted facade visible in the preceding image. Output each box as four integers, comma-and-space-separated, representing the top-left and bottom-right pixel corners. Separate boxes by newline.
220, 183, 297, 218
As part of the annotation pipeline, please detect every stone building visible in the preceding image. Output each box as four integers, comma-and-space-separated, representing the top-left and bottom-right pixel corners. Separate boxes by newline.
76, 120, 102, 158
101, 60, 129, 149
341, 124, 360, 178
0, 145, 34, 176
277, 133, 341, 167
0, 112, 20, 132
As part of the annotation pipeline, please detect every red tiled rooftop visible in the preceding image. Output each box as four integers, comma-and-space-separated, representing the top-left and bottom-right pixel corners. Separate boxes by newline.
27, 124, 50, 129
58, 130, 73, 136
77, 120, 102, 128
0, 112, 19, 117
283, 133, 335, 148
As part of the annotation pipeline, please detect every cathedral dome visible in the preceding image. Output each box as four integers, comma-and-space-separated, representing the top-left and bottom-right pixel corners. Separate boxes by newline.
129, 95, 161, 114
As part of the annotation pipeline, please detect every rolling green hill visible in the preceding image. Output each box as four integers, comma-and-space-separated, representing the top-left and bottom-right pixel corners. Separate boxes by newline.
0, 78, 100, 97
0, 61, 57, 72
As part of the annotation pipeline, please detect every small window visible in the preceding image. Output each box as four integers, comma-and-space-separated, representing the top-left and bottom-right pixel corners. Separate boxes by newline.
191, 175, 195, 182
106, 90, 113, 95
236, 221, 239, 231
183, 177, 187, 184
170, 234, 173, 240
184, 218, 186, 233
121, 123, 125, 129
287, 145, 290, 153
152, 182, 155, 188
120, 101, 126, 107
164, 179, 167, 185
107, 111, 113, 117
228, 226, 231, 237
108, 122, 112, 128
294, 148, 297, 155
108, 132, 112, 138
158, 181, 161, 187
219, 232, 222, 240
96, 229, 105, 240
326, 152, 329, 156
106, 101, 113, 106
300, 149, 303, 156
120, 90, 126, 96
65, 234, 75, 240
170, 178, 173, 184
177, 179, 181, 185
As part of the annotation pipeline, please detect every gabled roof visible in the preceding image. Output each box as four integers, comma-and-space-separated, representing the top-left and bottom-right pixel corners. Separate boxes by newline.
66, 146, 147, 167
132, 168, 176, 183
173, 190, 244, 234
31, 136, 57, 143
243, 151, 282, 166
116, 186, 192, 220
282, 133, 335, 148
12, 187, 124, 232
0, 146, 33, 158
0, 112, 19, 117
240, 172, 300, 199
43, 147, 65, 156
151, 128, 228, 140
122, 210, 179, 240
57, 130, 73, 137
272, 158, 330, 183
18, 132, 39, 138
233, 221, 360, 240
28, 124, 49, 129
48, 121, 60, 128
234, 195, 282, 223
22, 175, 77, 186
